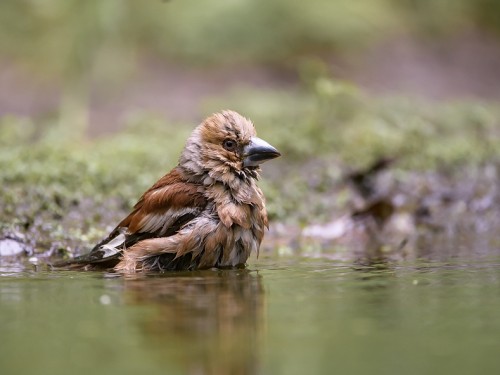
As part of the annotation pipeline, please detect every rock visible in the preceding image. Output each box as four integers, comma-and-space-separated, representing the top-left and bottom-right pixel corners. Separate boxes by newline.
0, 238, 26, 256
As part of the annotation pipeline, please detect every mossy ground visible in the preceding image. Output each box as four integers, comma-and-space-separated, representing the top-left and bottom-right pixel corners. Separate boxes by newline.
1, 80, 498, 262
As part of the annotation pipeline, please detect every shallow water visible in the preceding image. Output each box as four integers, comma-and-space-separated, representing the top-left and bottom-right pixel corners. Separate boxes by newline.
1, 256, 500, 375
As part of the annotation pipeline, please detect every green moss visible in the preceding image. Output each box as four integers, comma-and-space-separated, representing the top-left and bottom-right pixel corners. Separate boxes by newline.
1, 84, 498, 256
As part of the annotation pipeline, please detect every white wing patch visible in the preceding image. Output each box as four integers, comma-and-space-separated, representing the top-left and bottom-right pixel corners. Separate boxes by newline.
99, 232, 126, 257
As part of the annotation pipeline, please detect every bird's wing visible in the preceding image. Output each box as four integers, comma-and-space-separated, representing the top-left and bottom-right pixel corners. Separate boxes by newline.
83, 167, 207, 264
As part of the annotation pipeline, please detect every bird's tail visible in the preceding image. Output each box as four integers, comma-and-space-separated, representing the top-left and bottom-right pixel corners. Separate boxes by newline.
52, 230, 127, 270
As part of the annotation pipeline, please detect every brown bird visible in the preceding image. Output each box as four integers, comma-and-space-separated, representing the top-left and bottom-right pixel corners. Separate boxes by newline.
65, 110, 280, 272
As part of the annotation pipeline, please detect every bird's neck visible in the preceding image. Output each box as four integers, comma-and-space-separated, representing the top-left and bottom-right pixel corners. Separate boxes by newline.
178, 163, 263, 208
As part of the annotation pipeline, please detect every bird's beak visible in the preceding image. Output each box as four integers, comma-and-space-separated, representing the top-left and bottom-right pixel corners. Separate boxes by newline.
243, 137, 281, 167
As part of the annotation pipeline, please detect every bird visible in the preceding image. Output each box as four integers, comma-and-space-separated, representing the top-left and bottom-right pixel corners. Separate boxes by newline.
62, 110, 280, 272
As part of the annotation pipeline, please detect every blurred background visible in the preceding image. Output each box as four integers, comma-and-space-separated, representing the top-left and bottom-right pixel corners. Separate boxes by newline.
0, 0, 499, 258
1, 0, 499, 134
1, 3, 500, 375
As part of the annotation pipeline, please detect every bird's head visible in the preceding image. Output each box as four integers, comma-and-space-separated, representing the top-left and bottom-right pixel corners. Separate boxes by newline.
180, 110, 280, 184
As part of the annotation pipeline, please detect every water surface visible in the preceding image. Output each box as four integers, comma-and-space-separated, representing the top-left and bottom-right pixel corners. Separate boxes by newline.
1, 256, 500, 375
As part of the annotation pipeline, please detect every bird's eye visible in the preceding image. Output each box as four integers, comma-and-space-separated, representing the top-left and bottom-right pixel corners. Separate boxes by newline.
222, 139, 237, 151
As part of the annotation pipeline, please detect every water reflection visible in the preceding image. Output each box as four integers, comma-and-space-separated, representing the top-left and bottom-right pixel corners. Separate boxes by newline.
123, 269, 265, 375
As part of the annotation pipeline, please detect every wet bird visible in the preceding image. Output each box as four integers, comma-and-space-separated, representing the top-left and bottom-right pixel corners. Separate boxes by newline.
64, 110, 280, 272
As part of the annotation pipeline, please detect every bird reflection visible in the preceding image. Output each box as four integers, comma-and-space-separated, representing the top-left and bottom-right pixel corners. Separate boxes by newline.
122, 269, 265, 375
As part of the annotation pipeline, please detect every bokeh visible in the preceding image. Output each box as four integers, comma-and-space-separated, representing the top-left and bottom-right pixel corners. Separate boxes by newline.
0, 0, 499, 259
1, 0, 499, 131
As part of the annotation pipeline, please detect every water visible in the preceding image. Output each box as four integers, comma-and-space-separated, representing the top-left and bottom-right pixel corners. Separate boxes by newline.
1, 256, 500, 375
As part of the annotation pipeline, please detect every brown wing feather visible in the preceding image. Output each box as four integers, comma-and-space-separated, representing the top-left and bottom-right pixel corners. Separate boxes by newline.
117, 167, 206, 234
87, 167, 207, 262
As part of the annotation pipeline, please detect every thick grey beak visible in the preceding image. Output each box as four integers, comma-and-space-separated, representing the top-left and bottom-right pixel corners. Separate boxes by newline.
243, 137, 281, 167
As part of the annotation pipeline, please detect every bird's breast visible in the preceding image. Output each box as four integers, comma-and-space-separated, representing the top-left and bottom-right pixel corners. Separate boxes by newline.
208, 202, 265, 267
